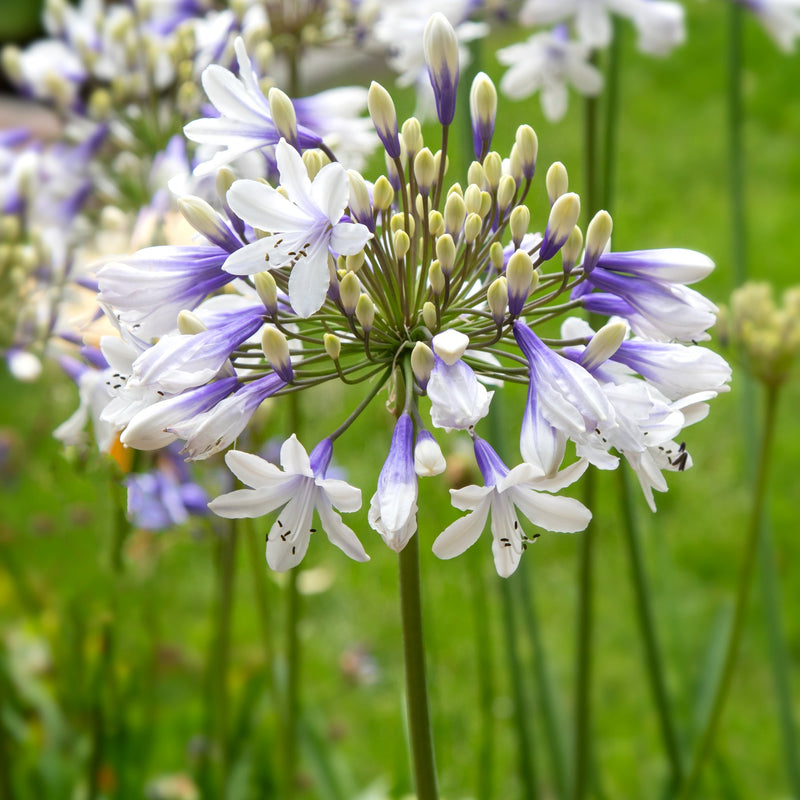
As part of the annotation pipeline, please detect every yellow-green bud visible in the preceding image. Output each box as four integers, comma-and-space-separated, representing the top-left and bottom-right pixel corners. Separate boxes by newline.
347, 169, 372, 225
546, 161, 569, 205
178, 195, 227, 243
584, 210, 613, 272
402, 117, 423, 158
470, 71, 497, 159
482, 151, 502, 190
436, 233, 456, 275
411, 341, 435, 386
490, 242, 505, 270
479, 191, 492, 219
444, 192, 466, 236
582, 320, 628, 371
464, 212, 482, 244
355, 293, 375, 332
303, 149, 328, 179
497, 175, 516, 212
562, 226, 583, 274
508, 143, 524, 184
487, 276, 509, 324
368, 81, 400, 158
393, 229, 410, 259
268, 87, 298, 146
422, 301, 438, 331
515, 124, 538, 179
262, 325, 293, 379
447, 183, 463, 197
216, 166, 237, 202
88, 88, 112, 120
373, 175, 394, 211
467, 160, 485, 188
464, 184, 482, 215
428, 210, 444, 237
177, 310, 207, 335
340, 271, 361, 315
422, 12, 459, 125
542, 192, 581, 260
324, 333, 341, 361
254, 271, 279, 314
391, 212, 414, 236
346, 251, 365, 272
510, 205, 530, 247
507, 250, 534, 315
429, 261, 445, 295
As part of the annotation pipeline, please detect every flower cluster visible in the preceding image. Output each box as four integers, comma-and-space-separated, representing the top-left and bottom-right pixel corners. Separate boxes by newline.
93, 13, 729, 576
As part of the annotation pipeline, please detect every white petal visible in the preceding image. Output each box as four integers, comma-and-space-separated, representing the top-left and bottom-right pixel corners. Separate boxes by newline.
287, 248, 331, 317
449, 484, 493, 511
509, 487, 592, 533
209, 484, 295, 518
329, 221, 372, 256
311, 161, 348, 222
227, 179, 309, 232
224, 449, 285, 487
530, 458, 589, 492
275, 138, 313, 207
317, 501, 369, 562
432, 501, 491, 560
316, 477, 362, 513
280, 434, 312, 475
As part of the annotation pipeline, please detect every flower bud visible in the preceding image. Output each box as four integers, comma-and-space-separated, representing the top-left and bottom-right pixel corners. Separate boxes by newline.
356, 293, 375, 332
433, 329, 469, 365
340, 271, 361, 315
347, 169, 374, 230
393, 230, 410, 260
324, 333, 341, 361
436, 234, 456, 275
373, 175, 394, 211
268, 87, 298, 147
414, 147, 436, 196
487, 276, 509, 325
470, 71, 497, 160
428, 261, 445, 295
423, 12, 459, 125
509, 205, 530, 248
546, 161, 568, 205
262, 325, 293, 381
384, 152, 402, 191
255, 271, 279, 314
507, 250, 534, 316
561, 226, 583, 275
508, 143, 524, 184
540, 192, 581, 261
467, 160, 485, 188
411, 341, 435, 388
479, 192, 492, 218
390, 212, 414, 236
490, 242, 505, 270
497, 175, 516, 212
402, 117, 423, 158
178, 195, 235, 250
428, 210, 444, 236
464, 183, 482, 215
444, 192, 466, 236
177, 310, 207, 335
216, 166, 237, 204
584, 210, 613, 273
581, 320, 628, 371
302, 149, 328, 179
464, 212, 482, 244
415, 429, 447, 476
368, 81, 401, 158
448, 183, 463, 197
422, 301, 438, 330
346, 251, 366, 272
483, 151, 502, 191
515, 125, 538, 180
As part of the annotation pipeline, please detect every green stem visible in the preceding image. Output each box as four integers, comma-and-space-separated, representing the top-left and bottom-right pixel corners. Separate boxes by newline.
398, 534, 438, 800
618, 469, 684, 791
500, 576, 539, 799
728, 0, 746, 287
678, 385, 780, 799
284, 564, 301, 800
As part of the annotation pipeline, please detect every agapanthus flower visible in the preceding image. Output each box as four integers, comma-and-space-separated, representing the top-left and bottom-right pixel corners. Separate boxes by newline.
99, 13, 727, 574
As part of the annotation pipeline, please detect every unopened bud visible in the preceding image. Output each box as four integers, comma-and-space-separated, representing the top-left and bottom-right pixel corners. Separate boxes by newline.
373, 175, 394, 211
448, 183, 463, 197
411, 341, 435, 388
178, 195, 235, 250
497, 175, 516, 212
510, 205, 530, 247
414, 147, 436, 196
402, 117, 423, 158
428, 210, 444, 236
415, 429, 447, 476
422, 301, 438, 330
355, 293, 375, 332
177, 310, 206, 335
303, 149, 328, 179
561, 226, 583, 275
487, 276, 509, 324
390, 212, 414, 236
324, 333, 341, 361
255, 271, 279, 314
464, 184, 482, 215
467, 161, 485, 188
368, 81, 401, 158
429, 261, 445, 295
540, 192, 581, 261
346, 251, 366, 272
581, 320, 627, 371
340, 271, 361, 315
464, 212, 482, 244
506, 250, 534, 316
268, 87, 298, 146
490, 242, 505, 270
479, 192, 492, 218
470, 71, 497, 160
393, 230, 410, 259
423, 12, 459, 125
546, 161, 568, 205
348, 169, 374, 229
216, 166, 237, 203
436, 234, 456, 275
584, 210, 613, 273
483, 151, 502, 190
508, 143, 524, 184
444, 192, 466, 236
262, 325, 293, 381
515, 125, 538, 180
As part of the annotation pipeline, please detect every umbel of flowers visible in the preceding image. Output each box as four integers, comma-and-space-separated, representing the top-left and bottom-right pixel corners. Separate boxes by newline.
96, 13, 730, 577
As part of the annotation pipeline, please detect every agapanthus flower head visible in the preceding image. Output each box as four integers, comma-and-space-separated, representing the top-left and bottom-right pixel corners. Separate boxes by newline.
97, 22, 727, 574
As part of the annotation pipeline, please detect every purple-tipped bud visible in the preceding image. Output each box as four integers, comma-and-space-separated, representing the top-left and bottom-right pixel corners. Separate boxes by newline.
540, 192, 581, 261
423, 13, 460, 126
470, 72, 497, 160
368, 81, 401, 159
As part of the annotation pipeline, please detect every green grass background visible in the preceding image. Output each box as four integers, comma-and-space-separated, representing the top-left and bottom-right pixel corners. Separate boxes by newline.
2, 1, 800, 797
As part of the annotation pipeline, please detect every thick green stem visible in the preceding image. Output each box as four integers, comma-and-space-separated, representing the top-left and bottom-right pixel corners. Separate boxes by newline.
283, 565, 301, 800
679, 386, 780, 799
398, 534, 438, 800
618, 469, 684, 790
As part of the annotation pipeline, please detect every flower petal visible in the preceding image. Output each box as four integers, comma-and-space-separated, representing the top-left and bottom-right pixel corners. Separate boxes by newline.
317, 501, 369, 562
432, 500, 491, 560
